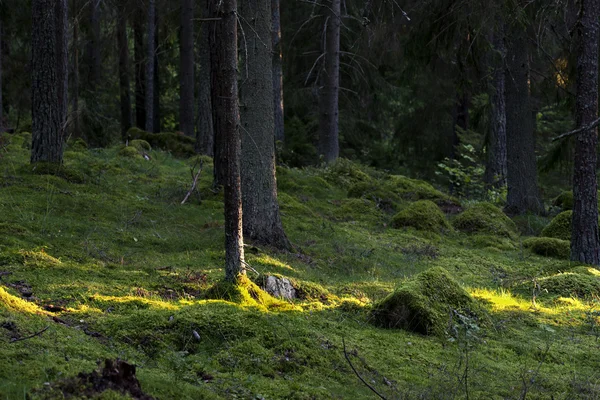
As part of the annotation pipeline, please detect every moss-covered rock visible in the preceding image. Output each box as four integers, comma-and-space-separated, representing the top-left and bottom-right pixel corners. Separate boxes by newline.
332, 198, 383, 223
66, 138, 88, 152
452, 202, 517, 238
204, 276, 296, 311
535, 272, 600, 299
468, 234, 516, 251
391, 200, 450, 232
129, 139, 152, 152
552, 191, 574, 210
371, 267, 479, 335
118, 146, 142, 159
523, 237, 570, 259
127, 127, 195, 158
540, 211, 572, 241
347, 182, 401, 212
388, 175, 456, 204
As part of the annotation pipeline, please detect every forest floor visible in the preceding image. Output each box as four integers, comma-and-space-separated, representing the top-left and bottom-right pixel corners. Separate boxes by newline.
1, 132, 600, 399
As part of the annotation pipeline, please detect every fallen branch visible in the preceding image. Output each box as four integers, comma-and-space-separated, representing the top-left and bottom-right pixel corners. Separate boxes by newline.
551, 116, 600, 142
181, 161, 204, 205
10, 326, 49, 343
342, 338, 387, 400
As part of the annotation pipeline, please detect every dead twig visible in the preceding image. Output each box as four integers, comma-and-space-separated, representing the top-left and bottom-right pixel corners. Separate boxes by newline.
342, 338, 387, 400
10, 326, 49, 343
552, 117, 600, 142
181, 161, 204, 205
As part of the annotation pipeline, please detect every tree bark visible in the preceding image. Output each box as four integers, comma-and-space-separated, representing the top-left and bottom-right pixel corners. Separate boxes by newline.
134, 11, 146, 130
153, 12, 160, 133
0, 16, 3, 133
196, 1, 214, 156
571, 0, 600, 265
211, 0, 245, 282
180, 0, 195, 137
504, 20, 544, 214
485, 26, 507, 189
31, 0, 63, 164
90, 0, 101, 87
318, 0, 341, 163
117, 6, 132, 142
72, 0, 81, 139
56, 0, 68, 142
272, 0, 285, 143
145, 0, 156, 133
240, 0, 292, 251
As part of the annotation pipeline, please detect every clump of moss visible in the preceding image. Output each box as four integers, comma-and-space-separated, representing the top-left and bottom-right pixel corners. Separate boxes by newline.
129, 139, 152, 152
0, 286, 45, 314
540, 211, 572, 241
468, 234, 516, 251
127, 127, 195, 158
347, 182, 401, 213
535, 272, 600, 299
332, 198, 383, 223
522, 237, 570, 259
388, 175, 457, 205
391, 200, 450, 232
552, 192, 574, 211
204, 275, 294, 311
26, 162, 86, 184
568, 266, 600, 277
118, 146, 142, 159
371, 267, 479, 336
321, 158, 373, 188
452, 202, 517, 238
66, 138, 88, 152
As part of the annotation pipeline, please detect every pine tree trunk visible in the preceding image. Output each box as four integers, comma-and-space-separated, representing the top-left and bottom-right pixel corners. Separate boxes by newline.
145, 0, 156, 133
134, 12, 146, 130
31, 0, 62, 164
318, 0, 341, 163
212, 0, 245, 282
571, 0, 600, 265
240, 0, 291, 251
504, 21, 544, 215
272, 0, 285, 143
153, 13, 160, 133
56, 0, 68, 142
72, 0, 81, 139
196, 1, 214, 156
90, 0, 101, 87
485, 27, 507, 189
0, 16, 3, 134
180, 0, 194, 137
117, 7, 132, 142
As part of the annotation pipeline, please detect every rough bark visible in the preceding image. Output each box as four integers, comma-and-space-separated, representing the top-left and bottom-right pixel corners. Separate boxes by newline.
196, 1, 214, 156
571, 0, 600, 265
318, 0, 341, 163
180, 0, 195, 137
117, 6, 132, 142
209, 0, 227, 186
134, 12, 146, 130
272, 0, 285, 143
56, 0, 68, 142
0, 16, 3, 133
484, 27, 507, 189
72, 0, 81, 139
504, 21, 544, 215
90, 0, 101, 87
211, 0, 245, 282
31, 0, 63, 164
240, 0, 292, 251
153, 13, 160, 133
145, 0, 156, 133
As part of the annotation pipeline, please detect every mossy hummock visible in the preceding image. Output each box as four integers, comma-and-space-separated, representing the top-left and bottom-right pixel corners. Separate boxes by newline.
391, 200, 451, 232
452, 202, 517, 238
540, 211, 574, 241
523, 237, 570, 259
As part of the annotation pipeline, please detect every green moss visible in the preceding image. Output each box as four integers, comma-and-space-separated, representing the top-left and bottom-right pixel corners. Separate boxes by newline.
26, 162, 86, 184
347, 182, 401, 212
388, 175, 457, 205
371, 267, 479, 336
553, 191, 574, 210
541, 211, 572, 241
535, 272, 600, 299
129, 139, 152, 152
204, 275, 294, 311
320, 158, 373, 188
468, 234, 516, 251
118, 146, 142, 159
332, 198, 383, 224
127, 127, 195, 158
66, 138, 88, 152
391, 200, 450, 232
522, 237, 570, 259
452, 202, 517, 238
568, 266, 600, 277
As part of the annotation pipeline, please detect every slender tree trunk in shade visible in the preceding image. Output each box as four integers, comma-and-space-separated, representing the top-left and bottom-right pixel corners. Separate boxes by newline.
197, 2, 214, 156
484, 27, 507, 189
153, 13, 160, 133
318, 0, 341, 163
31, 0, 62, 164
72, 0, 81, 139
180, 0, 194, 137
117, 7, 132, 142
56, 0, 68, 142
90, 0, 101, 87
145, 0, 156, 133
0, 17, 3, 133
571, 0, 600, 265
504, 20, 544, 215
240, 0, 292, 251
272, 0, 284, 143
209, 0, 227, 186
134, 13, 146, 130
211, 0, 245, 282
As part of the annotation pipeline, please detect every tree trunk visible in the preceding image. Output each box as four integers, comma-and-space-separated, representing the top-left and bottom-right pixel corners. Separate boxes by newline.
117, 6, 132, 142
571, 0, 600, 265
90, 0, 101, 87
485, 27, 507, 189
72, 0, 81, 139
56, 0, 68, 142
240, 0, 292, 251
31, 0, 62, 164
212, 0, 245, 282
504, 20, 544, 214
318, 0, 341, 163
180, 0, 194, 137
153, 12, 160, 133
134, 12, 146, 130
196, 1, 214, 156
272, 0, 284, 143
145, 0, 156, 133
0, 16, 3, 134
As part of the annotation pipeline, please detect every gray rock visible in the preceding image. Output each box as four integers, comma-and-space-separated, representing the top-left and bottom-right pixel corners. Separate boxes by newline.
263, 276, 296, 300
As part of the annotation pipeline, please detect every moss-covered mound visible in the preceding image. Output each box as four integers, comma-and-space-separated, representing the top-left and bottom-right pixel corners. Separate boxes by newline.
522, 237, 570, 259
204, 276, 295, 311
388, 175, 456, 204
347, 182, 401, 213
391, 200, 450, 232
468, 234, 516, 251
540, 211, 572, 241
25, 162, 86, 184
127, 127, 195, 158
535, 272, 600, 299
370, 267, 478, 335
452, 202, 517, 238
552, 192, 574, 211
118, 146, 142, 159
